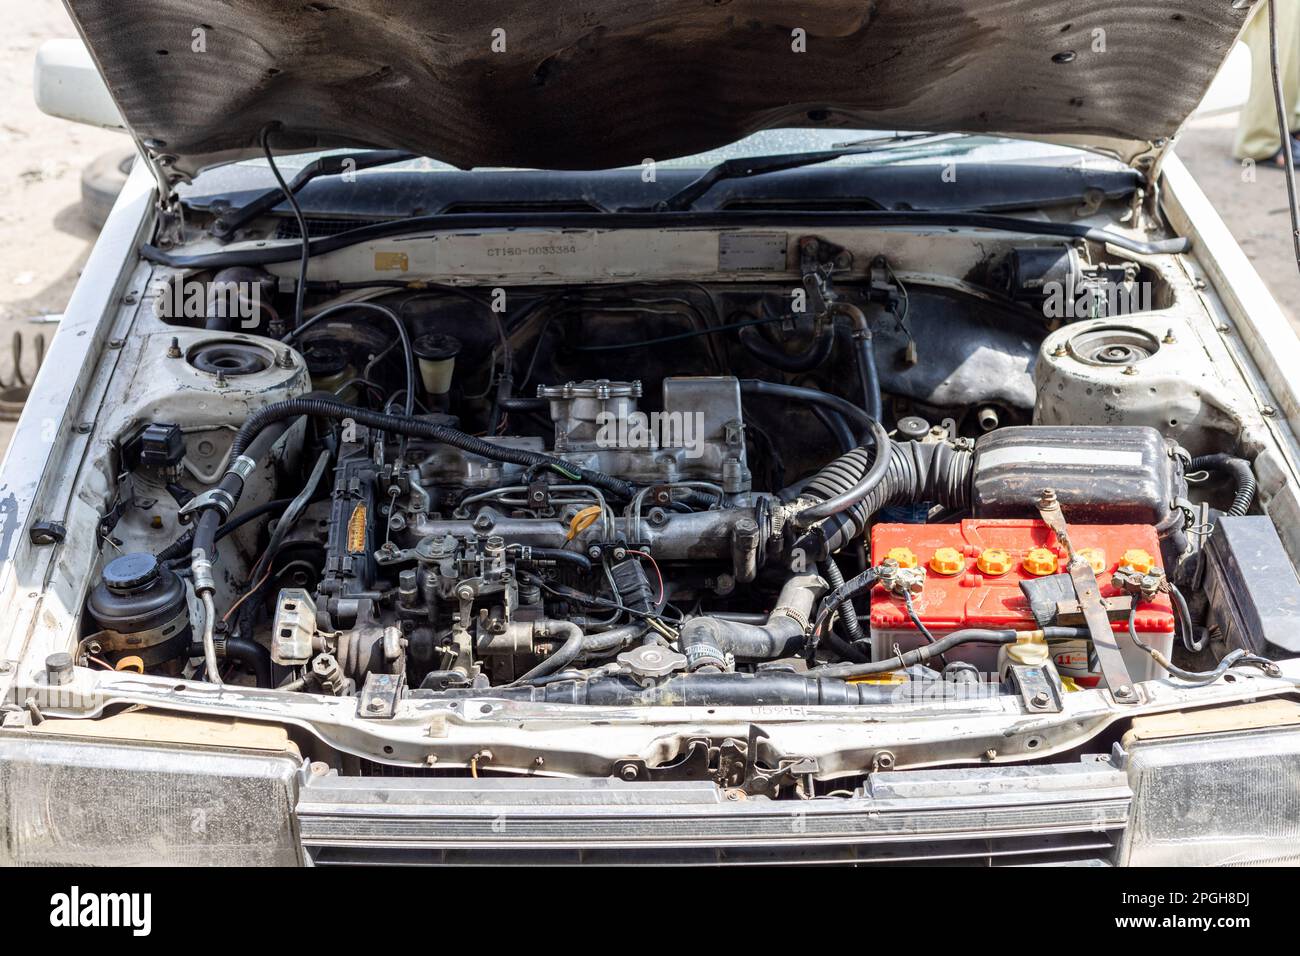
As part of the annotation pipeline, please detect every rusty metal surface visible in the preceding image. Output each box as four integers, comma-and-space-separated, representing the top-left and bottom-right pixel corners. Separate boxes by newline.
65, 0, 1251, 176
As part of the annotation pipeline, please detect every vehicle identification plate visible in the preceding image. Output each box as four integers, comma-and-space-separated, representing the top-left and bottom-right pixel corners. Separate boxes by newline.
718, 232, 788, 271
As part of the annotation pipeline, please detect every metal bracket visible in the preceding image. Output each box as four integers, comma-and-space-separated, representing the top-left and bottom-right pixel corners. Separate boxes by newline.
176, 487, 234, 523
1054, 594, 1134, 626
356, 672, 402, 719
1036, 487, 1139, 703
1008, 662, 1065, 714
613, 726, 817, 797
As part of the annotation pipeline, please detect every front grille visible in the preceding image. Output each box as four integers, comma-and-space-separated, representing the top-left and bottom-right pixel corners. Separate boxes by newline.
298, 765, 1130, 866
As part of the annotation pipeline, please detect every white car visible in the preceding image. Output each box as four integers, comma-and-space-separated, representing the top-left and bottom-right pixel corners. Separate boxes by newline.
3, 0, 1300, 866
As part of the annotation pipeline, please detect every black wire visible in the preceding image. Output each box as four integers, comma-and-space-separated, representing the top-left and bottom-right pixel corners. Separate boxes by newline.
258, 124, 310, 331
569, 313, 788, 352
903, 590, 946, 667
282, 301, 416, 417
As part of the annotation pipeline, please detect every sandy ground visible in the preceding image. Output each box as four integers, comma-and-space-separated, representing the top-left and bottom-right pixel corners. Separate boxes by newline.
0, 0, 123, 451
1, 0, 1299, 458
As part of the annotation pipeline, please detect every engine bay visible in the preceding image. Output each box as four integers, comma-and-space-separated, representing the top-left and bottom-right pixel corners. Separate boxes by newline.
54, 223, 1300, 784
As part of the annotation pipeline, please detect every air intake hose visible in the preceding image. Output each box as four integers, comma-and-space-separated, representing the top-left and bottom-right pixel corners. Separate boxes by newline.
797, 440, 974, 556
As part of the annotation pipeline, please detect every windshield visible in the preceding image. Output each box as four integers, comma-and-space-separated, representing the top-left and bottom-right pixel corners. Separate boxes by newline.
210, 129, 1125, 180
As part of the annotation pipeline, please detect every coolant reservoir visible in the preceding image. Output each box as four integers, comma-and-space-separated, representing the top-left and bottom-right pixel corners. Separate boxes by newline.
997, 635, 1051, 682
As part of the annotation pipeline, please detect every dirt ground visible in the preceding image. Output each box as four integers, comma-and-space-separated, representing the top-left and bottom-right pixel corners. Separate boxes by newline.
2, 0, 1300, 458
0, 0, 122, 450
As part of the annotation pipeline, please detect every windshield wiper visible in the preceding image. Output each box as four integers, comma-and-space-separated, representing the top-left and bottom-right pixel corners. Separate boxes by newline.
645, 133, 953, 212
211, 149, 417, 240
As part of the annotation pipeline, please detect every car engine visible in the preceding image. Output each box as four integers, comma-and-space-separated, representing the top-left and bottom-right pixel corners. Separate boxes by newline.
76, 236, 1288, 729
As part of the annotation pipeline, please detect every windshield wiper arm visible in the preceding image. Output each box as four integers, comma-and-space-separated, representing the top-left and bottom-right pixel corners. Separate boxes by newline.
646, 133, 950, 212
211, 149, 417, 240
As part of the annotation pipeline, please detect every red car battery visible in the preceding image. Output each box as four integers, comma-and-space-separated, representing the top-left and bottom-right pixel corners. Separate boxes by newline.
868, 518, 1176, 684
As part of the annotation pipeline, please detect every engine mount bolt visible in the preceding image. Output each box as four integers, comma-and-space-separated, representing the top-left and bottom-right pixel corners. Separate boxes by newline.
1031, 691, 1050, 707
366, 697, 386, 713
619, 764, 639, 781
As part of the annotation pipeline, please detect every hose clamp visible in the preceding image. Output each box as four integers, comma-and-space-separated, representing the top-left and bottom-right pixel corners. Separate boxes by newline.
683, 643, 728, 672
770, 605, 810, 631
227, 455, 257, 482
177, 488, 235, 522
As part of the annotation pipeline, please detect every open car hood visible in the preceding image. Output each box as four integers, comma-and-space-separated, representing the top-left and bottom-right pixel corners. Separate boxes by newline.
65, 0, 1252, 179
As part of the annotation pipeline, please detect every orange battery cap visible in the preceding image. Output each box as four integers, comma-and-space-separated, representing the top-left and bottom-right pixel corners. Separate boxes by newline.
885, 547, 919, 569
976, 548, 1012, 576
1076, 547, 1107, 574
1022, 548, 1060, 576
929, 547, 965, 576
1119, 548, 1155, 573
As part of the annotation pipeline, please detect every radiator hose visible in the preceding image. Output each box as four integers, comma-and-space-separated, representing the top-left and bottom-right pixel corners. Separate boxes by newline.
679, 573, 826, 671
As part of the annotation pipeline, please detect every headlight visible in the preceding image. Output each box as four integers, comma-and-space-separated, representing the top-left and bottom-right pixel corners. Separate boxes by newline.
0, 719, 303, 866
1122, 715, 1300, 866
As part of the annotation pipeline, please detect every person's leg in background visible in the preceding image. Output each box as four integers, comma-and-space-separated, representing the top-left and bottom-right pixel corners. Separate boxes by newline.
1236, 0, 1300, 164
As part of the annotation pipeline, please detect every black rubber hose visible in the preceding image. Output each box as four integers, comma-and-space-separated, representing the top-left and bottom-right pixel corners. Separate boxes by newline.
821, 558, 865, 644
157, 497, 294, 563
190, 419, 296, 584
807, 627, 1088, 680
282, 301, 416, 417
511, 622, 646, 685
222, 636, 272, 688
829, 302, 882, 422
187, 635, 273, 687
498, 396, 549, 412
516, 547, 593, 573
226, 397, 635, 500
793, 419, 892, 527
1189, 453, 1256, 516
801, 440, 974, 555
679, 574, 825, 670
738, 320, 835, 372
808, 405, 856, 454
739, 379, 876, 442
854, 333, 882, 423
